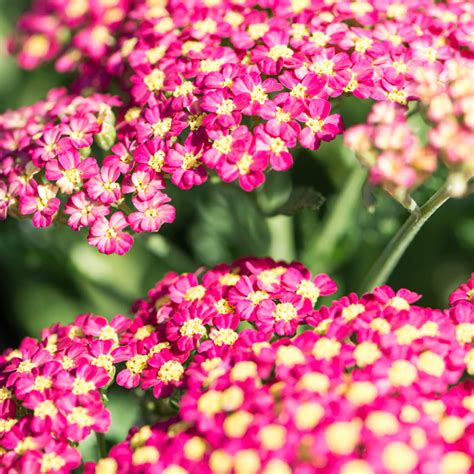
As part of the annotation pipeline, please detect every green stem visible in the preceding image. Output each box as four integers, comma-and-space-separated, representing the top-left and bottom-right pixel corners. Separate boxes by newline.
304, 166, 367, 272
360, 183, 452, 293
267, 214, 295, 262
95, 432, 107, 459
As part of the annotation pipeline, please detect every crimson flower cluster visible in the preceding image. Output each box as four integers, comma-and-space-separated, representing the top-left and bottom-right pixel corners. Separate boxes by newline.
1, 258, 473, 473
0, 89, 179, 254
6, 0, 474, 203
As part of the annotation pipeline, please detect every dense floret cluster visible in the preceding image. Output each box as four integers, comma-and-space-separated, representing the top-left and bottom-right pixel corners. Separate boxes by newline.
1, 258, 473, 473
345, 58, 474, 201
2, 0, 473, 253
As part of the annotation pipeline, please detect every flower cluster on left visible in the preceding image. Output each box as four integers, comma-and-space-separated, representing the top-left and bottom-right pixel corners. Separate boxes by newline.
0, 89, 176, 255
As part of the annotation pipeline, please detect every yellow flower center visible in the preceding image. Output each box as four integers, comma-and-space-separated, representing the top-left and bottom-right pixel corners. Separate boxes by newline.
151, 118, 172, 138
267, 45, 294, 61
183, 285, 206, 301
247, 290, 269, 305
72, 377, 96, 395
236, 153, 254, 175
273, 302, 298, 322
182, 152, 202, 170
144, 69, 165, 92
157, 360, 184, 383
216, 99, 236, 115
126, 354, 149, 375
250, 85, 268, 104
211, 328, 238, 346
149, 151, 165, 172
41, 453, 66, 473
180, 318, 206, 337
67, 407, 94, 427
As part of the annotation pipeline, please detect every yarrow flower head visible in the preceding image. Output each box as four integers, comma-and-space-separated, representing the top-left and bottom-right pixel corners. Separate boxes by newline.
1, 258, 473, 472
3, 0, 472, 252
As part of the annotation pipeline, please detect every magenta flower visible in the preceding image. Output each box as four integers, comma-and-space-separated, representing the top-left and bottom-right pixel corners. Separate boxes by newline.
84, 165, 122, 204
64, 191, 109, 231
165, 139, 208, 190
127, 192, 176, 233
299, 99, 344, 150
45, 150, 99, 194
87, 212, 134, 255
19, 184, 60, 228
60, 116, 100, 149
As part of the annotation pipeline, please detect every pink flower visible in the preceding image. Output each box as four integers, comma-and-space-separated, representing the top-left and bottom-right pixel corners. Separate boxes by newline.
31, 127, 71, 165
45, 150, 99, 194
61, 116, 100, 149
141, 349, 185, 398
121, 170, 165, 201
232, 73, 281, 115
256, 293, 310, 335
87, 212, 134, 255
127, 192, 176, 233
165, 138, 208, 190
64, 192, 109, 231
201, 89, 244, 128
19, 184, 60, 228
299, 99, 344, 150
259, 96, 304, 142
84, 165, 122, 204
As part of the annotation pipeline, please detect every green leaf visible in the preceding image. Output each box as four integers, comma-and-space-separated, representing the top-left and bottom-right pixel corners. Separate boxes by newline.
189, 185, 270, 265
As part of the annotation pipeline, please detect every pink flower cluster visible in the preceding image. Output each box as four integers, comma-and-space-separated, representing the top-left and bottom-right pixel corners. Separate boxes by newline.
1, 258, 473, 473
345, 57, 474, 200
0, 89, 177, 255
9, 0, 473, 196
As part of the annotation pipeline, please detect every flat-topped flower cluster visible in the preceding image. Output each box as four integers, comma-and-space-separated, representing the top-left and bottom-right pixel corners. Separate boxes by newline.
1, 0, 472, 253
1, 258, 473, 473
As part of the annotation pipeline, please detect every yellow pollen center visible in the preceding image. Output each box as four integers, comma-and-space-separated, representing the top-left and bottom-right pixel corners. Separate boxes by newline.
296, 279, 320, 304
236, 153, 254, 175
126, 354, 149, 375
182, 153, 202, 170
267, 44, 294, 61
17, 360, 36, 373
67, 407, 94, 427
270, 137, 287, 154
144, 69, 165, 92
247, 290, 269, 305
149, 151, 165, 171
151, 118, 172, 138
41, 453, 66, 473
216, 99, 236, 115
250, 85, 268, 104
34, 400, 58, 419
157, 360, 184, 383
210, 328, 238, 346
307, 117, 325, 134
274, 107, 291, 123
342, 303, 365, 321
183, 285, 206, 301
72, 377, 96, 395
33, 376, 53, 391
213, 135, 233, 155
273, 302, 298, 322
180, 318, 206, 337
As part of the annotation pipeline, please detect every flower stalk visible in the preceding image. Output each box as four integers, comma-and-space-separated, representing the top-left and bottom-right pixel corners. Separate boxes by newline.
360, 182, 453, 292
95, 432, 107, 459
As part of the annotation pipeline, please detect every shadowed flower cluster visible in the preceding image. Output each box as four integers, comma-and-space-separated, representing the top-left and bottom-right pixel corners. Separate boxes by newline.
1, 258, 473, 473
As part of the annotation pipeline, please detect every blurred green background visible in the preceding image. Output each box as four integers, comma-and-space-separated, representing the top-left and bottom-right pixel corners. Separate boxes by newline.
1, 0, 473, 353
